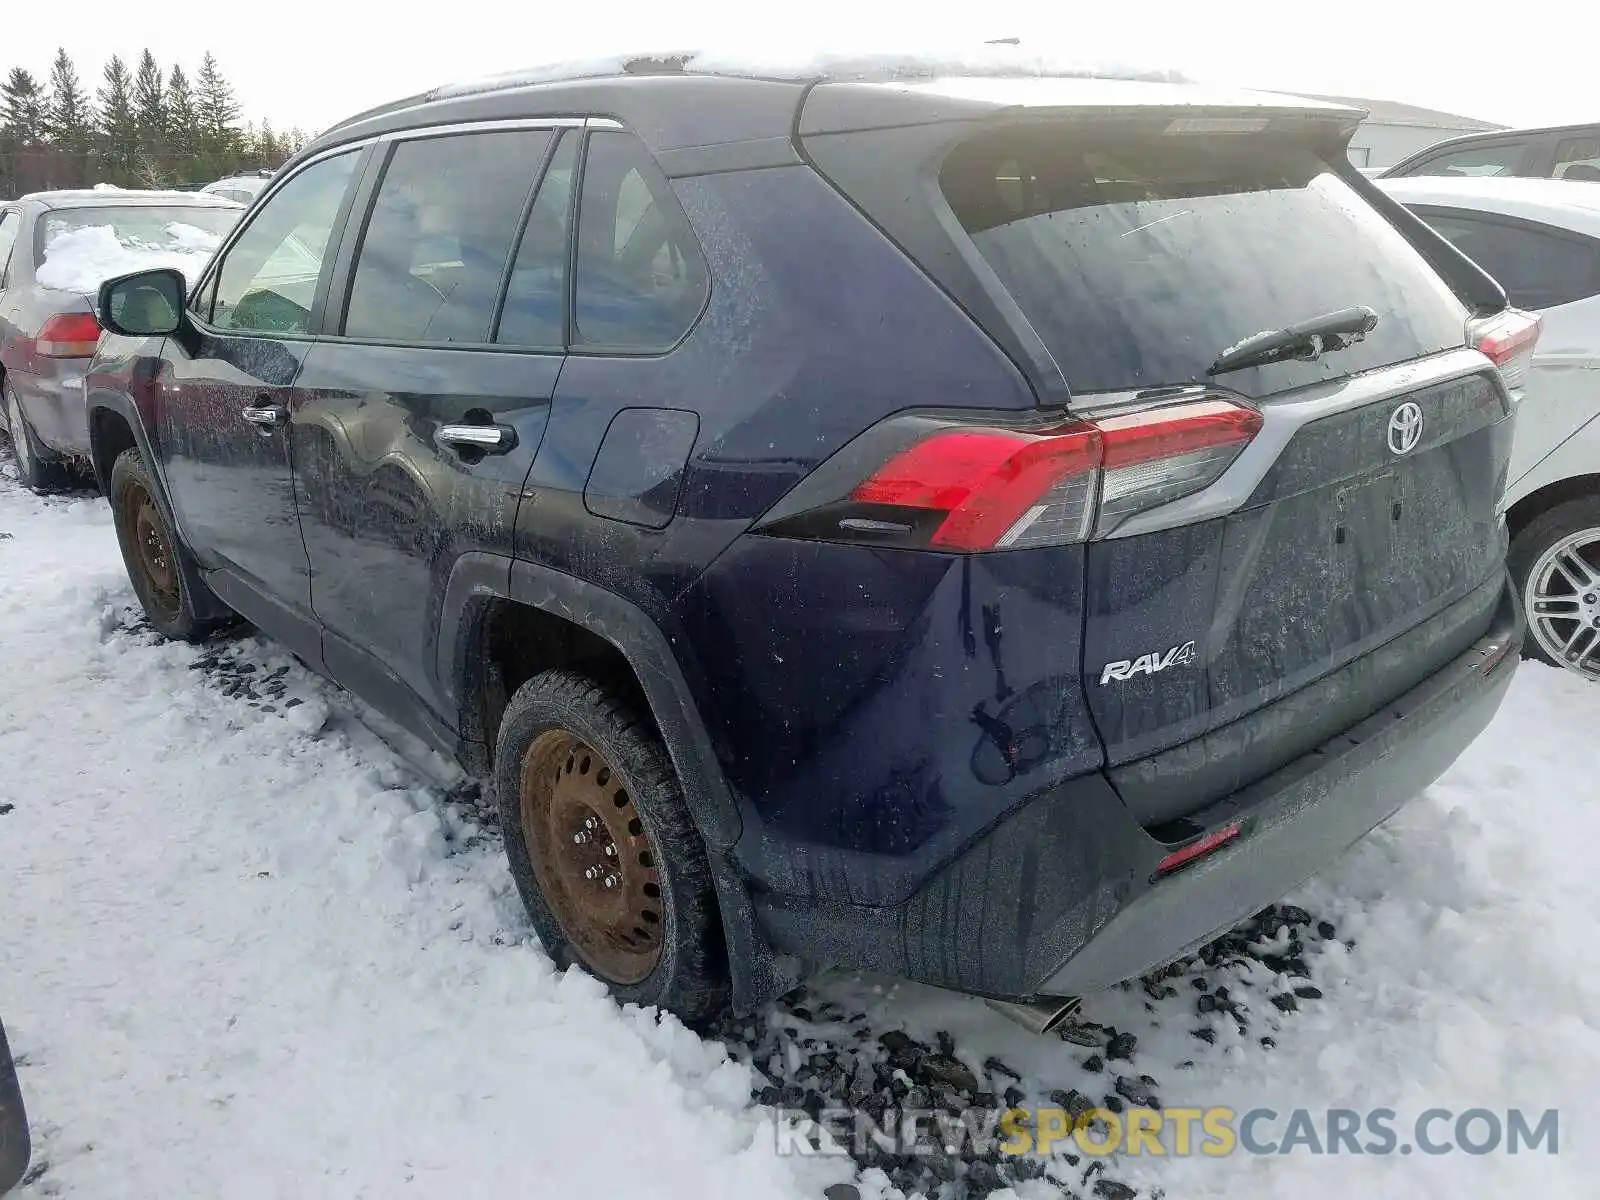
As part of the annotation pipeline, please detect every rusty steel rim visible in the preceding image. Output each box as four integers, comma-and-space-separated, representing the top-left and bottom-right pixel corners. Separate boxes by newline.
122, 482, 180, 618
519, 729, 665, 984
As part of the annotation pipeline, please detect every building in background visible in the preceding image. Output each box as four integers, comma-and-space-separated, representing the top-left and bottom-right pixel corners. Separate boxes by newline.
1282, 94, 1504, 170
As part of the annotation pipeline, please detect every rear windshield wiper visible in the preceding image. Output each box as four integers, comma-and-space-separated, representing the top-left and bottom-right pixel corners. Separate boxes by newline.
1207, 306, 1380, 377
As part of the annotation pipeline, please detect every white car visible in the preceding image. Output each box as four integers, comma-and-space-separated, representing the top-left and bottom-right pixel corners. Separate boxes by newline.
200, 171, 274, 207
1382, 176, 1600, 677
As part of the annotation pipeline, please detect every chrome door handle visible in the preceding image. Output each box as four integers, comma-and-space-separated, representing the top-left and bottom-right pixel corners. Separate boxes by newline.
242, 402, 286, 428
436, 424, 515, 452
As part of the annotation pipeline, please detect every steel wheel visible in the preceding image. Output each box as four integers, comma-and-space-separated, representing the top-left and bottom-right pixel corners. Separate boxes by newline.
1525, 526, 1600, 679
120, 480, 181, 619
518, 729, 665, 984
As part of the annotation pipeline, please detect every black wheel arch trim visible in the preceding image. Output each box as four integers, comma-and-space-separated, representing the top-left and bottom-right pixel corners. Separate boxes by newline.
88, 390, 233, 625
441, 554, 798, 1012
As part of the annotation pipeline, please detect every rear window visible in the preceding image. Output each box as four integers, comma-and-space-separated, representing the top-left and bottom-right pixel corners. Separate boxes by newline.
35, 205, 239, 265
940, 126, 1470, 397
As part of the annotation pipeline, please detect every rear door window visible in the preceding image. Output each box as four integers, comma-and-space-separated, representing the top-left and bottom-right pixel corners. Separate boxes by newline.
1554, 135, 1600, 182
1412, 207, 1600, 310
343, 129, 553, 344
940, 126, 1469, 397
1401, 140, 1532, 178
496, 131, 576, 349
572, 131, 709, 350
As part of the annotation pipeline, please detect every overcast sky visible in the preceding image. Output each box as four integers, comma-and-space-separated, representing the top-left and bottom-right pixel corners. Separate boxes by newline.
6, 0, 1586, 136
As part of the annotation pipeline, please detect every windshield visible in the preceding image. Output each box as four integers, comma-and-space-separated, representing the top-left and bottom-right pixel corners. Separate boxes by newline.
941, 126, 1470, 397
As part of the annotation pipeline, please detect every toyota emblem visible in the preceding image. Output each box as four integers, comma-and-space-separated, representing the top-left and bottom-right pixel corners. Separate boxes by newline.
1387, 401, 1424, 455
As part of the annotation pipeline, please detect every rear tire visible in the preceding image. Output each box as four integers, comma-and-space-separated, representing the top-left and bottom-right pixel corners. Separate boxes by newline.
1510, 494, 1600, 679
108, 447, 232, 642
494, 669, 730, 1024
3, 380, 73, 494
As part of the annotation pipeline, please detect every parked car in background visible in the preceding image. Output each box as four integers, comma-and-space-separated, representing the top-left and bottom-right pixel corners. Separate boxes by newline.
201, 170, 275, 207
0, 190, 240, 490
85, 61, 1525, 1028
1382, 122, 1600, 181
1382, 176, 1600, 678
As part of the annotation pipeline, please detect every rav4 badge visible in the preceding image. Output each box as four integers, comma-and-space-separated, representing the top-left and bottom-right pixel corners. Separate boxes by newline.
1099, 640, 1198, 685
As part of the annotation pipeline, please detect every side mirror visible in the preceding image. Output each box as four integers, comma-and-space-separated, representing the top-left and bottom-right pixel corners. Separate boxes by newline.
97, 267, 187, 338
0, 1019, 28, 1195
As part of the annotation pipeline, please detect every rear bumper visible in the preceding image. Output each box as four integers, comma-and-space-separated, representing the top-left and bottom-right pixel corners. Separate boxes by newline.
753, 574, 1522, 999
1039, 574, 1520, 995
8, 366, 91, 456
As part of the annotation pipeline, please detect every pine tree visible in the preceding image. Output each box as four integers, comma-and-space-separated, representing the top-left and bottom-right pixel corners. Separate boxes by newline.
96, 55, 138, 185
1, 68, 47, 196
165, 64, 198, 176
131, 49, 166, 182
1, 69, 47, 144
256, 119, 279, 167
46, 49, 92, 152
195, 52, 241, 167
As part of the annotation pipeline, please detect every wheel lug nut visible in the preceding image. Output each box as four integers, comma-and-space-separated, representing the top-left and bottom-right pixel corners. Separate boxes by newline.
572, 831, 590, 845
604, 874, 619, 889
584, 866, 601, 880
583, 816, 598, 830
604, 844, 616, 857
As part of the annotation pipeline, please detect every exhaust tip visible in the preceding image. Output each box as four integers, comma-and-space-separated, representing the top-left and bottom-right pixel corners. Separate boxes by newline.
984, 994, 1083, 1036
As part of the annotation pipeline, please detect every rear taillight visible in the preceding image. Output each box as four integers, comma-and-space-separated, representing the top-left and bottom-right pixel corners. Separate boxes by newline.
765, 396, 1262, 551
35, 312, 102, 358
1469, 308, 1540, 399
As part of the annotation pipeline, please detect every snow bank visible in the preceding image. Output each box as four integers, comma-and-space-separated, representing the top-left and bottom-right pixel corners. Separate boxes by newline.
35, 222, 225, 296
0, 477, 846, 1200
434, 38, 1187, 99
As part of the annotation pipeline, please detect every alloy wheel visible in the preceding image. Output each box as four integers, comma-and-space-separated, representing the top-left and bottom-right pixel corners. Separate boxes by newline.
1525, 527, 1600, 679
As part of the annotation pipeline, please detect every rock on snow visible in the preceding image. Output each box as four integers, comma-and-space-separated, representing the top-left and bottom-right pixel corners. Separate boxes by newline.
1, 471, 1595, 1199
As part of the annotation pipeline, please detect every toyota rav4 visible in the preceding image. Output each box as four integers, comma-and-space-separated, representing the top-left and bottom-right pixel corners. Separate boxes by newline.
83, 58, 1529, 1027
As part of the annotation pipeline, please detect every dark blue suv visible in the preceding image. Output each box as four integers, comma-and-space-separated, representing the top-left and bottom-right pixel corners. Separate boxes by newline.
85, 59, 1530, 1028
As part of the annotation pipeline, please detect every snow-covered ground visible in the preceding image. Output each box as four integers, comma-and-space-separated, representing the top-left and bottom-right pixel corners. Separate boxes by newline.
2, 465, 1595, 1199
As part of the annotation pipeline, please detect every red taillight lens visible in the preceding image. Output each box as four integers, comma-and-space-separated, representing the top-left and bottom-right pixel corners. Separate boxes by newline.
1475, 309, 1541, 366
1470, 308, 1541, 400
1155, 822, 1242, 876
35, 312, 103, 358
840, 397, 1260, 551
852, 425, 1102, 550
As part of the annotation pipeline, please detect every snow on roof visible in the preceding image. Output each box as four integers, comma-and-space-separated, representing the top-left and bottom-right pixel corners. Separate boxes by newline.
35, 222, 225, 295
431, 39, 1189, 101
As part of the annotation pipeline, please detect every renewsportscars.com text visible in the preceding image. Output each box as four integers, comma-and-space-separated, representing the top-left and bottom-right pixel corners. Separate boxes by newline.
775, 1105, 1560, 1158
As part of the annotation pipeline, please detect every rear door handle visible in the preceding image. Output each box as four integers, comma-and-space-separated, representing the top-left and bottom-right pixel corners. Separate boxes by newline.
242, 400, 287, 428
436, 424, 516, 453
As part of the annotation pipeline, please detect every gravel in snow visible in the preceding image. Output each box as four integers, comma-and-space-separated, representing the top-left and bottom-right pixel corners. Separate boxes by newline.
1, 467, 1595, 1199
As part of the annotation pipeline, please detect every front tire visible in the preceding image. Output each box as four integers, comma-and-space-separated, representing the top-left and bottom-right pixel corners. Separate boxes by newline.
494, 669, 729, 1023
1510, 494, 1600, 679
108, 448, 231, 642
3, 380, 73, 493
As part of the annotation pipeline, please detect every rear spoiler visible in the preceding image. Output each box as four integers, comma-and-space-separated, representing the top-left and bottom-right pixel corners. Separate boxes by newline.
1335, 162, 1508, 315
